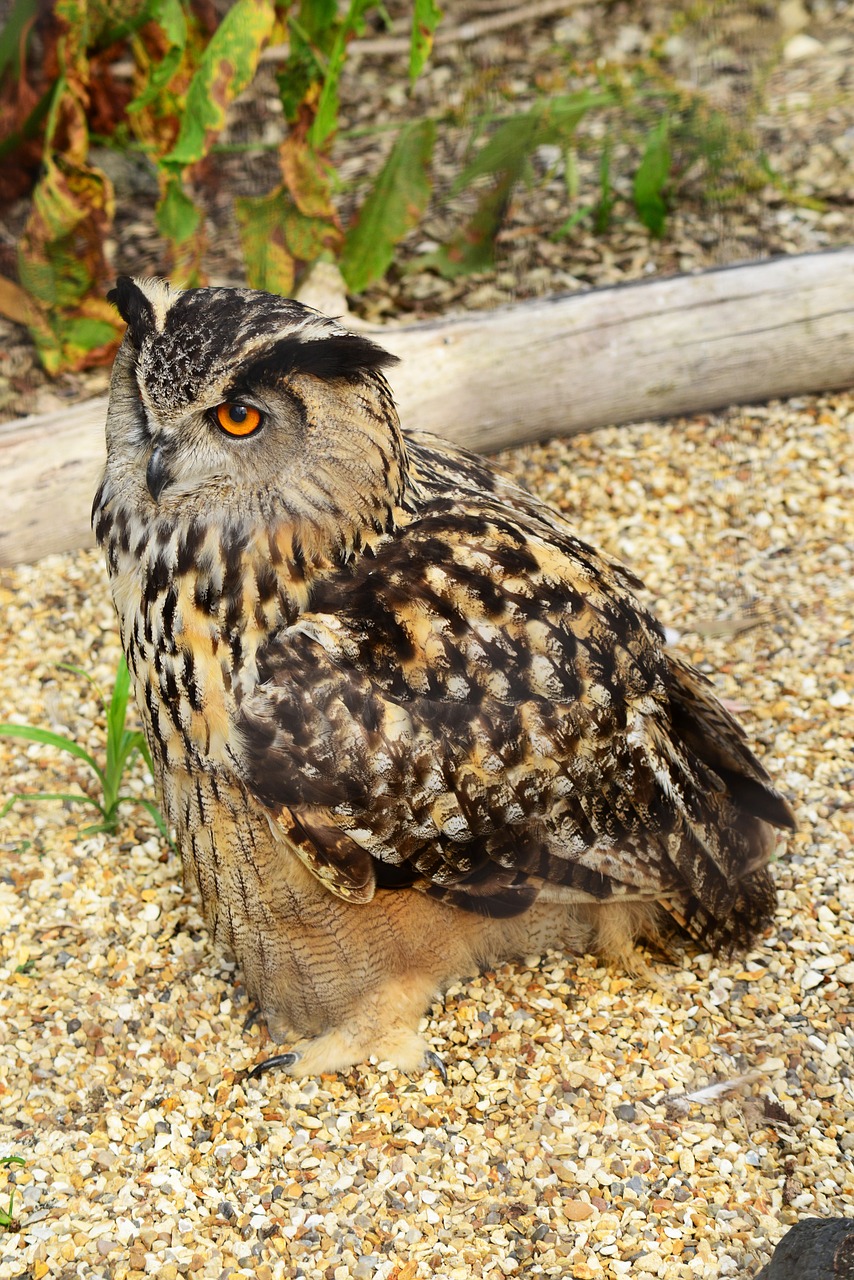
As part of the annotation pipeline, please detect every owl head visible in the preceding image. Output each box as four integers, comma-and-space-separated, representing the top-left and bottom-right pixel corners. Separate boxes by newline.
101, 276, 406, 533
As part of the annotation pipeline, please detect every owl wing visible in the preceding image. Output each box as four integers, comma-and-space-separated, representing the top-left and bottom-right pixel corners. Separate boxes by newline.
232, 500, 794, 934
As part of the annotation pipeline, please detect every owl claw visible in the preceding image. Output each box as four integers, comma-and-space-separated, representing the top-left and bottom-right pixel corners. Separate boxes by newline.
247, 1051, 300, 1079
242, 1004, 263, 1033
424, 1050, 448, 1082
247, 1044, 445, 1082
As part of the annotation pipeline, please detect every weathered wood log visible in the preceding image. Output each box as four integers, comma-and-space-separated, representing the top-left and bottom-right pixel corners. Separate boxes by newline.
1, 249, 852, 566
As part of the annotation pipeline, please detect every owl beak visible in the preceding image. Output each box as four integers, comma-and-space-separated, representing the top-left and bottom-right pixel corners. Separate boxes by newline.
146, 445, 172, 503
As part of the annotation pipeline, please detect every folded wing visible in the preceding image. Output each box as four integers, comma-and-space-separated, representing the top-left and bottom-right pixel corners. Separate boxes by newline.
231, 493, 794, 945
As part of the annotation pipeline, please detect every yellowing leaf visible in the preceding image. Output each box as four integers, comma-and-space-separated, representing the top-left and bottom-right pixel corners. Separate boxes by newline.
410, 0, 442, 83
0, 274, 38, 327
280, 135, 340, 221
127, 0, 187, 113
17, 85, 122, 371
164, 0, 275, 168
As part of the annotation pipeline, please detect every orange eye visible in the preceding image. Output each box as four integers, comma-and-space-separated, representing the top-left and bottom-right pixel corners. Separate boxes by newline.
214, 402, 262, 437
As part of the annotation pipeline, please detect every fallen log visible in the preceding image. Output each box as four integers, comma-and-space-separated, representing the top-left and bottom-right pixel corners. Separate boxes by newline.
1, 248, 852, 566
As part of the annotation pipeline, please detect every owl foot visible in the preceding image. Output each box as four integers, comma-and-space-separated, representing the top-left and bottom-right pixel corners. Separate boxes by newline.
247, 1026, 446, 1080
246, 974, 445, 1078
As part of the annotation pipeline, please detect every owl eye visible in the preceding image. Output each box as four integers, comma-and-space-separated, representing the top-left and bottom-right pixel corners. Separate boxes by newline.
214, 402, 263, 437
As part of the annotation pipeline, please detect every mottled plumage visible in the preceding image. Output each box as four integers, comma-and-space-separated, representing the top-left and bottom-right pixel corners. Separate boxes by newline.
93, 276, 795, 1076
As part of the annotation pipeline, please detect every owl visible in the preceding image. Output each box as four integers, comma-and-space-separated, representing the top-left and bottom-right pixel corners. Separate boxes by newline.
93, 276, 795, 1078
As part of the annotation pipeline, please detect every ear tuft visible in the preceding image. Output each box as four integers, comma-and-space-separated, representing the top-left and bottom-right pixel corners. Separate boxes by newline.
294, 332, 400, 380
236, 331, 400, 394
108, 276, 156, 348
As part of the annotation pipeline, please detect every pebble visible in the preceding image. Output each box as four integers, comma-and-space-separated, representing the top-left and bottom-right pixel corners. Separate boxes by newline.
783, 34, 825, 61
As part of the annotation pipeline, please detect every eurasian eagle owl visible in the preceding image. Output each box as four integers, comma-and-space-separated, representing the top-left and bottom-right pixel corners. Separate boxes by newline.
93, 276, 795, 1077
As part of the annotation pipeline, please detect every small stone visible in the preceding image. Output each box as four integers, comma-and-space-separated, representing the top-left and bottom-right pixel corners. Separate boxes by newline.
564, 1200, 596, 1222
779, 0, 809, 32
615, 1104, 637, 1121
783, 33, 824, 61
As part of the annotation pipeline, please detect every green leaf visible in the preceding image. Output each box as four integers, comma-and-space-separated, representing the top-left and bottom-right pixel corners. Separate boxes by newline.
156, 172, 201, 245
131, 731, 154, 775
453, 92, 611, 194
340, 119, 435, 292
0, 724, 105, 787
235, 187, 296, 294
164, 0, 276, 168
276, 0, 335, 126
595, 141, 614, 234
4, 790, 104, 811
634, 117, 671, 237
426, 91, 613, 278
552, 203, 594, 239
1, 660, 165, 839
0, 0, 38, 80
419, 169, 515, 279
57, 315, 120, 362
294, 0, 339, 42
410, 0, 442, 83
309, 0, 374, 150
104, 656, 132, 810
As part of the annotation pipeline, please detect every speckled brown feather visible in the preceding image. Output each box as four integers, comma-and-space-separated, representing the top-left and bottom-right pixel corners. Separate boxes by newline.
234, 433, 792, 944
93, 277, 795, 1074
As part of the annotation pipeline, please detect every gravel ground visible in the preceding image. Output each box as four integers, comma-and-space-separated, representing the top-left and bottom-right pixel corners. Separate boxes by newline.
1, 390, 852, 1279
1, 0, 853, 416
1, 1, 853, 1274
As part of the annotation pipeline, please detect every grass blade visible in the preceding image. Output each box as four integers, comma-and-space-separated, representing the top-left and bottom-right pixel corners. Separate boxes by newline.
2, 791, 105, 819
0, 724, 105, 786
127, 796, 173, 843
634, 116, 671, 236
104, 656, 133, 805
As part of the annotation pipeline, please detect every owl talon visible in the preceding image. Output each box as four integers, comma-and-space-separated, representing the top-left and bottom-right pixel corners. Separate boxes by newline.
247, 1051, 300, 1079
242, 1004, 263, 1033
424, 1050, 447, 1082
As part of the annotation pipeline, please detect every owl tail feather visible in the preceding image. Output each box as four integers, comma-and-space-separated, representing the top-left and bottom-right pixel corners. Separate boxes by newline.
659, 657, 796, 951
